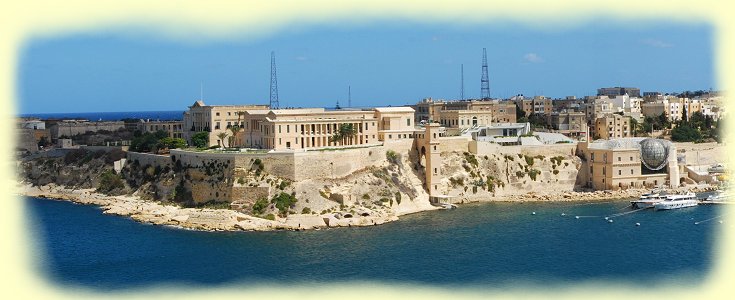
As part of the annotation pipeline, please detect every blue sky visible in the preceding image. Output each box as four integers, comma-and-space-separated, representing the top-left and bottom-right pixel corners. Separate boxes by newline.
18, 20, 714, 114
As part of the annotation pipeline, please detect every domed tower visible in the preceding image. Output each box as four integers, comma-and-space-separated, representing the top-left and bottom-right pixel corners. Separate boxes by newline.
639, 138, 669, 170
638, 138, 679, 188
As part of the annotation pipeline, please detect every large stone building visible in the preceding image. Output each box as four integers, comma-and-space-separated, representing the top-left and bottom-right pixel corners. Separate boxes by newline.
182, 101, 271, 146
577, 138, 679, 190
138, 120, 184, 139
413, 98, 516, 124
548, 111, 587, 139
47, 120, 125, 140
597, 86, 641, 98
438, 110, 494, 130
594, 113, 631, 140
182, 100, 415, 150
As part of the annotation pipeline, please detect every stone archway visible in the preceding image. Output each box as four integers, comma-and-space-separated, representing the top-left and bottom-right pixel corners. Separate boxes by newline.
419, 146, 427, 168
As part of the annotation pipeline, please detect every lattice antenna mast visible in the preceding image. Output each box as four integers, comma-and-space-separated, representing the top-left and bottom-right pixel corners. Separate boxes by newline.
481, 48, 490, 100
460, 64, 465, 100
348, 86, 351, 108
270, 51, 280, 109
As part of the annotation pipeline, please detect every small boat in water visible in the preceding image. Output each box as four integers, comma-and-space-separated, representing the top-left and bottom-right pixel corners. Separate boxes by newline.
631, 190, 666, 209
654, 192, 698, 210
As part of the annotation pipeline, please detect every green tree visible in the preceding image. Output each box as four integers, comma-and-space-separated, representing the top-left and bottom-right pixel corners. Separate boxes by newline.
130, 130, 169, 153
629, 117, 641, 136
671, 123, 702, 142
657, 112, 670, 129
158, 137, 186, 149
216, 132, 229, 148
515, 103, 526, 120
191, 132, 208, 148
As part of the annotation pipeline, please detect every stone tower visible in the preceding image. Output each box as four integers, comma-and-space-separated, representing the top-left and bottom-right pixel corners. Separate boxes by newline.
424, 123, 442, 196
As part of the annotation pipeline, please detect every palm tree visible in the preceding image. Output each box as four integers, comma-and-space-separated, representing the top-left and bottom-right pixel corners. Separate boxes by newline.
331, 123, 357, 146
216, 132, 229, 148
229, 111, 244, 147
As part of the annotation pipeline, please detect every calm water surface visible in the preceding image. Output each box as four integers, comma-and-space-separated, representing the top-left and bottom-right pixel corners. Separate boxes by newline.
25, 196, 725, 290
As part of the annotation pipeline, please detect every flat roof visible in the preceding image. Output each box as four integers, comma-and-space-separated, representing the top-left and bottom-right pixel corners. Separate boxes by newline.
374, 107, 415, 113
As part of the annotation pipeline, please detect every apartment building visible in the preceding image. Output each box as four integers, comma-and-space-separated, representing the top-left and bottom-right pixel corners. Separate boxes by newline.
594, 113, 631, 139
514, 96, 552, 116
548, 111, 587, 139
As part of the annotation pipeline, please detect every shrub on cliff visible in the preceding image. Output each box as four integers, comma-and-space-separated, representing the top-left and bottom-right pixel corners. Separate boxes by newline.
64, 149, 89, 164
528, 169, 541, 181
524, 155, 534, 166
463, 152, 478, 167
278, 180, 290, 190
271, 192, 297, 215
386, 150, 400, 164
97, 170, 124, 194
252, 198, 269, 215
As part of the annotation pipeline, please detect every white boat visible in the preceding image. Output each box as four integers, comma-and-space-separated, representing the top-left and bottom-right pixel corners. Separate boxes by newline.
703, 190, 731, 204
653, 192, 698, 210
631, 190, 666, 209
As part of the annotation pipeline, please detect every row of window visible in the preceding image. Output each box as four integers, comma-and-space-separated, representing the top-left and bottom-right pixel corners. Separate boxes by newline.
590, 153, 636, 163
590, 166, 635, 176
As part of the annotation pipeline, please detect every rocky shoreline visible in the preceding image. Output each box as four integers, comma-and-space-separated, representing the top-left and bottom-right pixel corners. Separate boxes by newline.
19, 182, 719, 232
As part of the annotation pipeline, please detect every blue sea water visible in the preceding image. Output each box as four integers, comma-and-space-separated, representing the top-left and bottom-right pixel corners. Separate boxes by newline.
24, 197, 725, 290
19, 111, 184, 121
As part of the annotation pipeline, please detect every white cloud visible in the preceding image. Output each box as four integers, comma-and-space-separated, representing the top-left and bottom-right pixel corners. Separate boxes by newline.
641, 38, 673, 48
523, 53, 544, 63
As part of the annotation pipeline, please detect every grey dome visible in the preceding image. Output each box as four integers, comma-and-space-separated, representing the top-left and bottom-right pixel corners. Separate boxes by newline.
639, 138, 669, 170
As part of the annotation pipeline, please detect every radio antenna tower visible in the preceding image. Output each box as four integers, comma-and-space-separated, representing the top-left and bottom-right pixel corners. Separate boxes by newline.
270, 51, 280, 109
348, 86, 352, 107
481, 48, 490, 100
460, 64, 465, 100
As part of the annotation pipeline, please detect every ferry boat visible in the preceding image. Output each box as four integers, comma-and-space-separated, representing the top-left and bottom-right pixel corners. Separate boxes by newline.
630, 190, 666, 209
653, 192, 698, 210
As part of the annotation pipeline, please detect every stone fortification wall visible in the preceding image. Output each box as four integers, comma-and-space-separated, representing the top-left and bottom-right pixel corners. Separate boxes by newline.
674, 142, 726, 166
127, 152, 171, 168
292, 140, 415, 181
169, 150, 234, 167
294, 147, 383, 181
438, 136, 471, 153
233, 153, 296, 180
470, 141, 576, 157
170, 150, 296, 180
81, 145, 128, 152
50, 121, 125, 139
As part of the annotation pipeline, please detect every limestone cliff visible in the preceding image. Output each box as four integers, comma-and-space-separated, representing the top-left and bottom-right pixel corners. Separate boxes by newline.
20, 147, 582, 221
